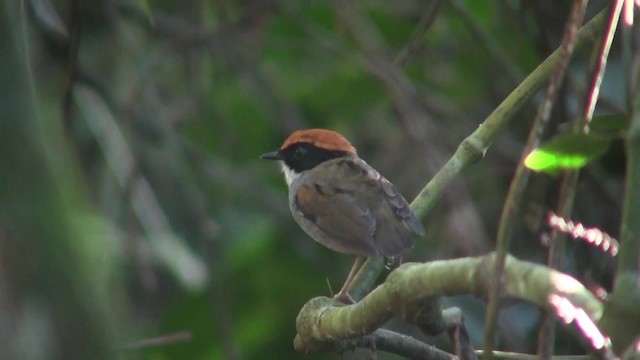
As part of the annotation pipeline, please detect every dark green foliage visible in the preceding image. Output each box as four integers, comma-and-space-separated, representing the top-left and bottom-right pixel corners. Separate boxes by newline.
2, 0, 632, 359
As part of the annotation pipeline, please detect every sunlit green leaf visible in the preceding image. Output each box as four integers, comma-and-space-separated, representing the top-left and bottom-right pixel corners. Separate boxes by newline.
524, 133, 610, 173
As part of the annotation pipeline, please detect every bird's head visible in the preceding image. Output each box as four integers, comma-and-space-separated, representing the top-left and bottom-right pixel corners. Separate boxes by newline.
260, 129, 357, 185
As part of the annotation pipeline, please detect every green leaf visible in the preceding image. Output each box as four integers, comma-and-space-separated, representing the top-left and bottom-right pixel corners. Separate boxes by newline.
590, 113, 629, 134
524, 133, 610, 173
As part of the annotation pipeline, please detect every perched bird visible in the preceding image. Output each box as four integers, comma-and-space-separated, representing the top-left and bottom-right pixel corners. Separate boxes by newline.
261, 129, 424, 300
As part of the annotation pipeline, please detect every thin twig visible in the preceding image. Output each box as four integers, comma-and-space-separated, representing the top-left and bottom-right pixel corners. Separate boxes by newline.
536, 170, 579, 360
584, 4, 640, 352
616, 0, 640, 283
358, 329, 455, 360
538, 3, 623, 357
583, 0, 625, 131
538, 21, 598, 360
484, 2, 589, 359
395, 0, 446, 67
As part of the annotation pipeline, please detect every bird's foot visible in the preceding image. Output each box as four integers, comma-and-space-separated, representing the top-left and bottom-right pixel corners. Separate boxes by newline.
333, 291, 355, 304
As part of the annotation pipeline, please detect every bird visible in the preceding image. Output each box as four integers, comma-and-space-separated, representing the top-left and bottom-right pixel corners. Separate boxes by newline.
260, 129, 424, 301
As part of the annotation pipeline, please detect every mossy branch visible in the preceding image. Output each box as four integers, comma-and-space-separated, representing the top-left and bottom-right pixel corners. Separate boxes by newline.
296, 253, 602, 355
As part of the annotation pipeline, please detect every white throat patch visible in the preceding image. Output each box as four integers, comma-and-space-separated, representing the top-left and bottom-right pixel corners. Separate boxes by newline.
281, 163, 301, 186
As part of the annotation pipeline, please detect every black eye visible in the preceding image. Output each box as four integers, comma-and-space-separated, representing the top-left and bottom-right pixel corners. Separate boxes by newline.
294, 146, 306, 159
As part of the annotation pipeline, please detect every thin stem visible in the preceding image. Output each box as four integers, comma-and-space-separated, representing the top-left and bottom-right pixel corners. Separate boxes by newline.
538, 3, 623, 357
395, 0, 446, 67
616, 0, 640, 283
598, 14, 640, 350
483, 2, 589, 359
536, 170, 579, 360
359, 329, 454, 360
583, 0, 625, 130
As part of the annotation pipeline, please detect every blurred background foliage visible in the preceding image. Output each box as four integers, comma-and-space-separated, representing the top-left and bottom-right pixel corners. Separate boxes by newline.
0, 0, 627, 359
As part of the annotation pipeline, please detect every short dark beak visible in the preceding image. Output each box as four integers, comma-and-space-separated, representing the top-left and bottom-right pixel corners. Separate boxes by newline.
260, 150, 282, 161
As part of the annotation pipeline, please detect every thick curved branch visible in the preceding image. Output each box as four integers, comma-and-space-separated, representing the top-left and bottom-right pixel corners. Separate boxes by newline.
295, 253, 602, 355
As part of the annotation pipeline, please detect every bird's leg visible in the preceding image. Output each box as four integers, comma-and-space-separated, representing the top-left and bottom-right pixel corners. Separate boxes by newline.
334, 256, 365, 303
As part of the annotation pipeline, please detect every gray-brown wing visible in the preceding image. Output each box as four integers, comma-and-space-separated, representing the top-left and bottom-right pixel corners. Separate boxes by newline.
293, 183, 380, 257
372, 176, 423, 256
329, 157, 423, 257
378, 176, 425, 236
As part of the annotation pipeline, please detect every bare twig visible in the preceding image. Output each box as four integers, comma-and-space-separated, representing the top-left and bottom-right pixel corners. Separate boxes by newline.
583, 0, 625, 131
598, 2, 640, 353
537, 164, 581, 360
538, 3, 623, 357
617, 0, 640, 275
395, 0, 446, 67
447, 313, 478, 360
484, 2, 589, 358
357, 329, 455, 360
